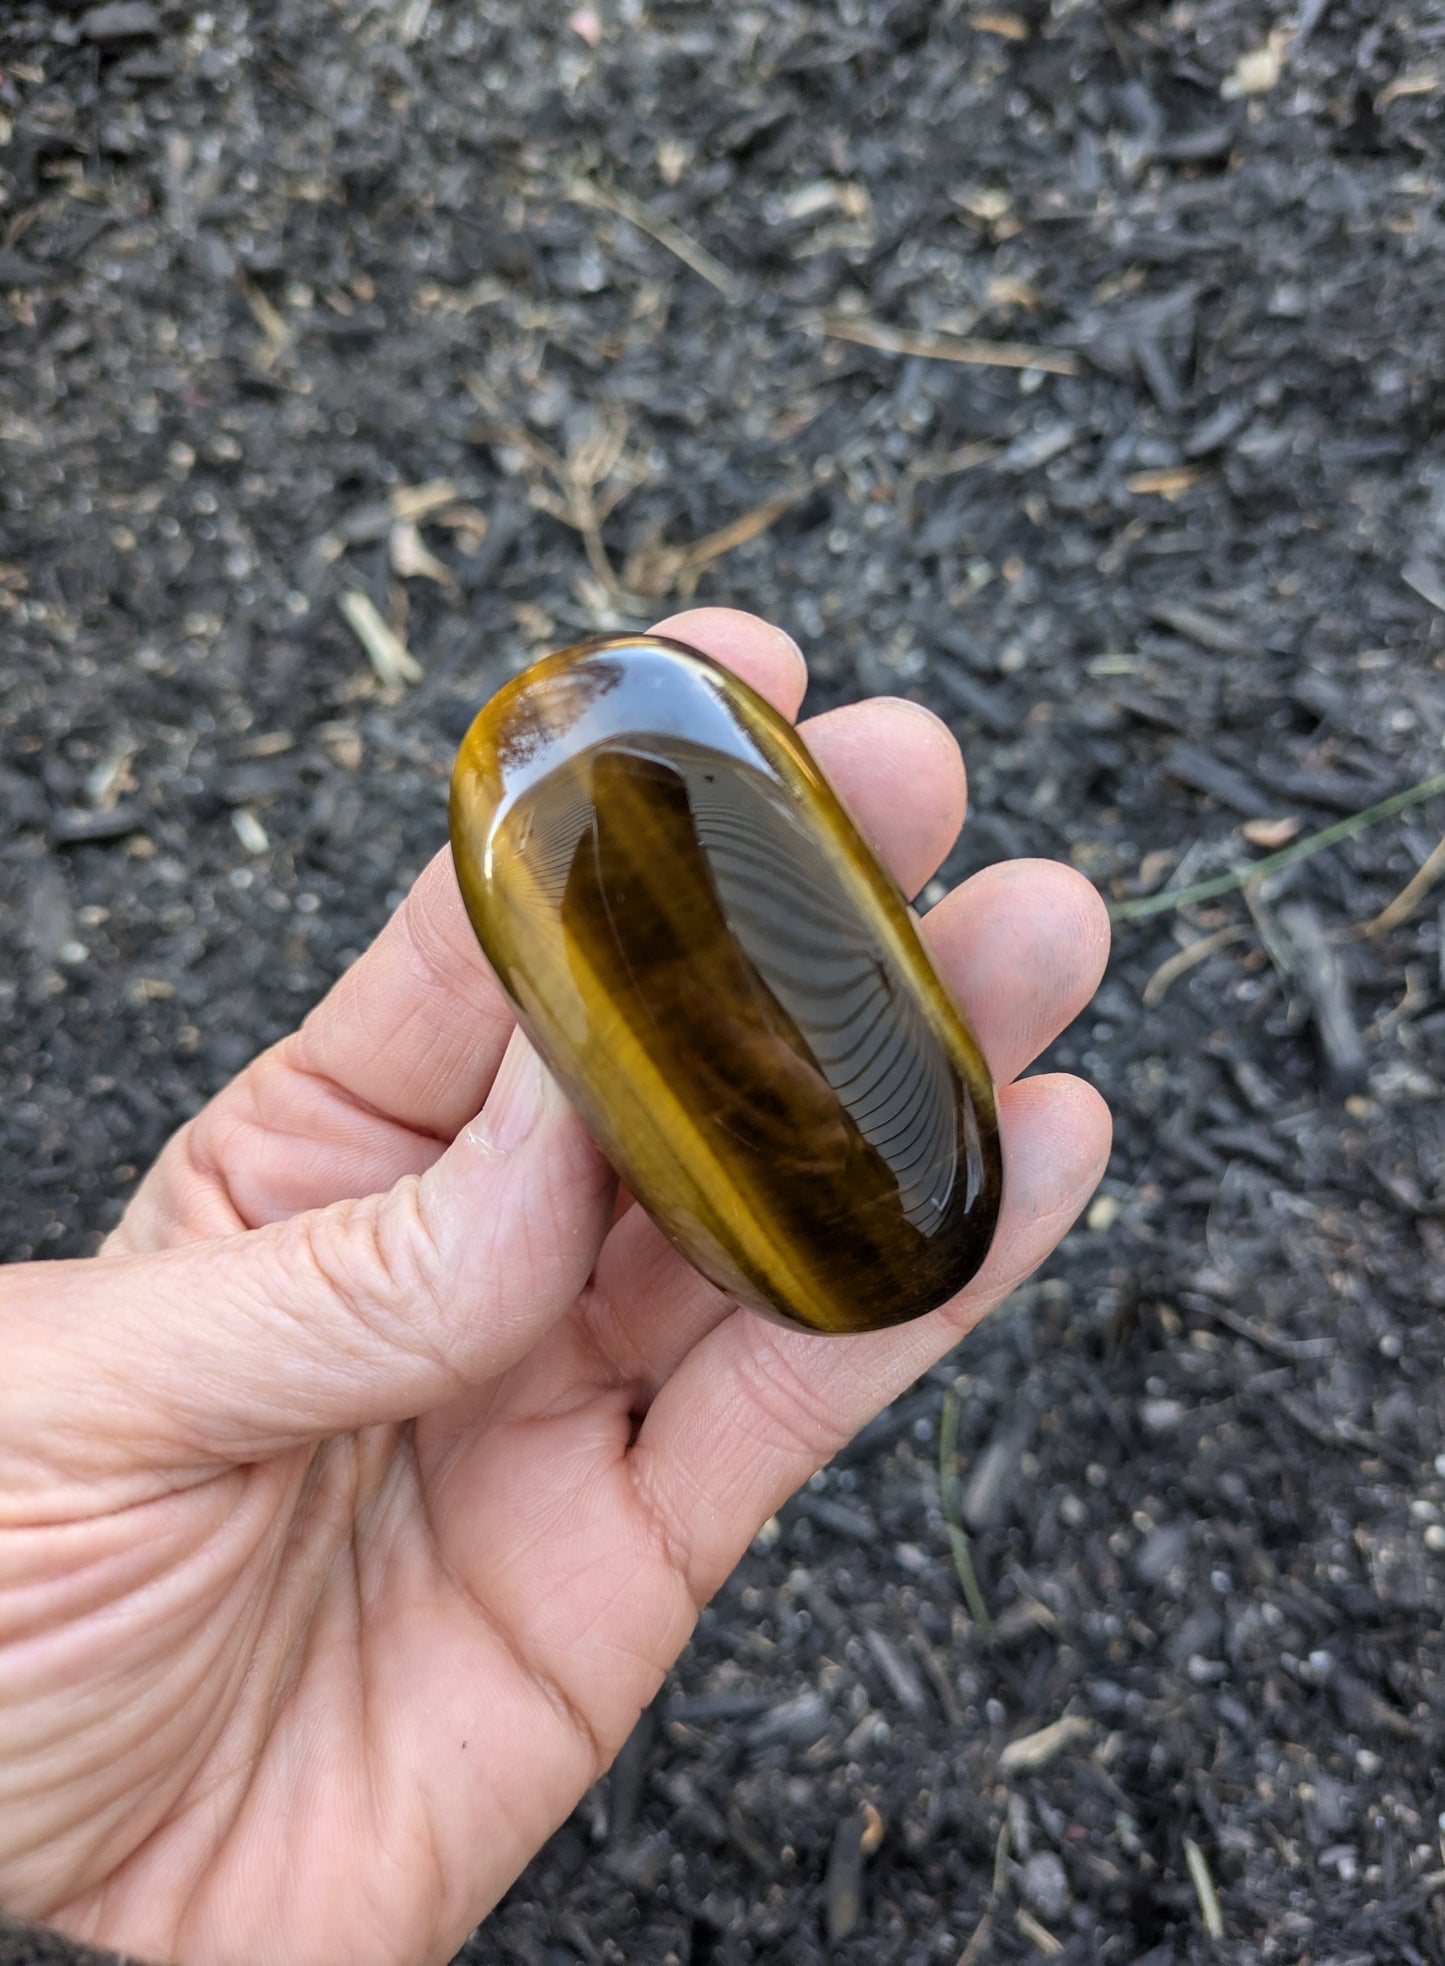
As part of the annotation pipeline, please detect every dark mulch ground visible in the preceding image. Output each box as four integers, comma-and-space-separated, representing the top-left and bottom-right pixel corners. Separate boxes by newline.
5, 2, 1445, 1961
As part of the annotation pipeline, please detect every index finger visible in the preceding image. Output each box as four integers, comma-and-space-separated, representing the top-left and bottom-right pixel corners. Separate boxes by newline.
294, 609, 810, 1142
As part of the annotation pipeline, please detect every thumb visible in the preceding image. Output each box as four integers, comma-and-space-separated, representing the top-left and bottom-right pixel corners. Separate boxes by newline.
1, 1031, 616, 1491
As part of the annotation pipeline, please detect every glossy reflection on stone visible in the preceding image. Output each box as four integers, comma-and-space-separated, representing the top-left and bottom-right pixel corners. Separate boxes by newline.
449, 634, 1002, 1335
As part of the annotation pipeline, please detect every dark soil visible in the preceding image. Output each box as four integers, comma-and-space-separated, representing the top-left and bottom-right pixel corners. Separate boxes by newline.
5, 2, 1445, 1961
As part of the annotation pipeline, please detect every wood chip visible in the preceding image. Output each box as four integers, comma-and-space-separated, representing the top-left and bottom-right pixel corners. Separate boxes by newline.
1126, 465, 1203, 497
338, 589, 423, 687
388, 479, 461, 522
1277, 899, 1368, 1093
389, 519, 456, 588
1241, 815, 1303, 848
1149, 599, 1252, 656
242, 277, 290, 364
1403, 558, 1445, 613
825, 1808, 869, 1944
81, 3, 160, 42
231, 807, 270, 855
1184, 1836, 1226, 1938
863, 1627, 928, 1714
998, 1713, 1093, 1775
1224, 44, 1283, 97
317, 721, 363, 771
954, 1910, 993, 1966
967, 10, 1030, 38
1086, 1193, 1119, 1232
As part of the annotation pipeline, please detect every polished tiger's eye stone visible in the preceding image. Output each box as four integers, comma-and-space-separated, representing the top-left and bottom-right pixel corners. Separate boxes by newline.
449, 634, 1002, 1335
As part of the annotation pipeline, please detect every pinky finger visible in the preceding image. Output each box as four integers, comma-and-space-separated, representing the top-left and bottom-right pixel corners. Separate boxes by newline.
628, 1072, 1112, 1609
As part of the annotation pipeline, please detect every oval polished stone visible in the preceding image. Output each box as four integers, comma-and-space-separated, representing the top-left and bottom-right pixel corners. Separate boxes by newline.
449, 634, 1002, 1335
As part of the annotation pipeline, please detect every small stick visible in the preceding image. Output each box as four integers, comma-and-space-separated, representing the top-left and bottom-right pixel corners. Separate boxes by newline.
1184, 1836, 1225, 1939
939, 1384, 995, 1640
1110, 769, 1445, 923
822, 314, 1079, 376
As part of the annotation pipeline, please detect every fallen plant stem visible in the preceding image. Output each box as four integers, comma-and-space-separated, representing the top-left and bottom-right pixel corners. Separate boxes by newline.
1184, 1836, 1225, 1940
1110, 769, 1445, 923
1015, 1908, 1064, 1958
821, 314, 1079, 375
1141, 925, 1252, 1006
1362, 827, 1445, 937
563, 177, 739, 295
939, 1384, 995, 1641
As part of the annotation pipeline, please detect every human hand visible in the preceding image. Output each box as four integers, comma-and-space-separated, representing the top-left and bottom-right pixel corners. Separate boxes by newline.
0, 609, 1111, 1966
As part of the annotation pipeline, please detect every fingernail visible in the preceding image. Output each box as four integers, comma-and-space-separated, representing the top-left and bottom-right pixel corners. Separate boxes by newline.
471, 1032, 546, 1156
771, 625, 809, 697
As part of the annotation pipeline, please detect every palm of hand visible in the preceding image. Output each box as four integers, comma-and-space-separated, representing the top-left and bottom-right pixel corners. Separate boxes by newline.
0, 612, 1111, 1966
